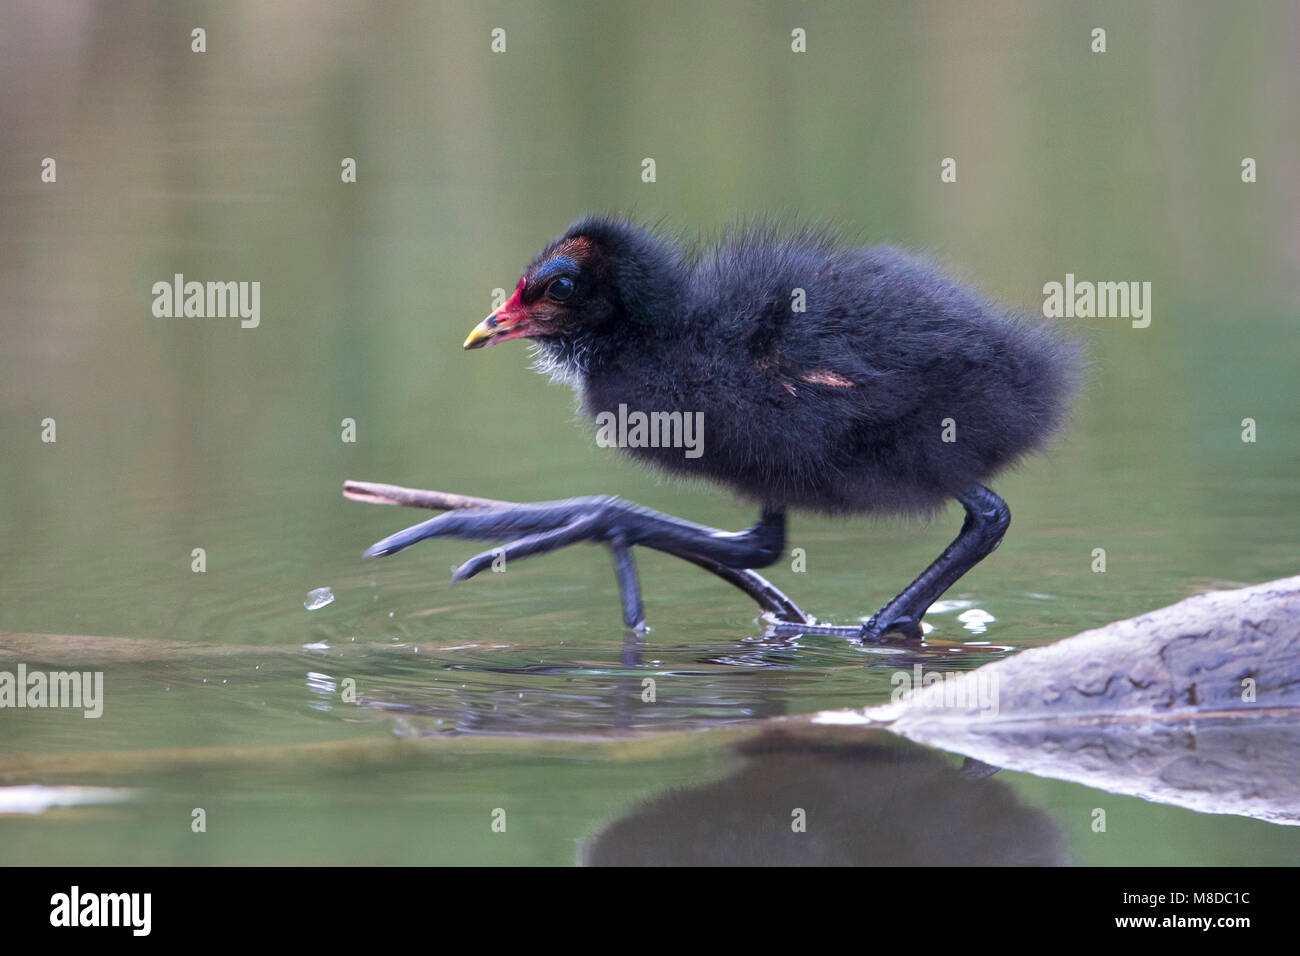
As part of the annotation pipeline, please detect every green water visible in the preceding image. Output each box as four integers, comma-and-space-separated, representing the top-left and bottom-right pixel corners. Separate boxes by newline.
1, 0, 1298, 864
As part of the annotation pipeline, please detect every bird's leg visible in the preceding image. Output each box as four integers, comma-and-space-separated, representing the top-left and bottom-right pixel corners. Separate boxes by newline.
673, 552, 809, 625
359, 489, 808, 625
858, 484, 1011, 643
602, 533, 809, 632
364, 497, 786, 569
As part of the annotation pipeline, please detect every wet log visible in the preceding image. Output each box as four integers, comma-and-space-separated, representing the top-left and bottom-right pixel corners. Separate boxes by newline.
812, 575, 1300, 824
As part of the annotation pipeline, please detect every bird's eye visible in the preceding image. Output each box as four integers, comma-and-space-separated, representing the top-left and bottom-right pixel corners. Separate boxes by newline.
546, 277, 575, 302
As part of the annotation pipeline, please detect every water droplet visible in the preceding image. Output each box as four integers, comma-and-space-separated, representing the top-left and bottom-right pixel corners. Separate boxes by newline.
305, 587, 335, 611
957, 608, 996, 634
930, 599, 973, 614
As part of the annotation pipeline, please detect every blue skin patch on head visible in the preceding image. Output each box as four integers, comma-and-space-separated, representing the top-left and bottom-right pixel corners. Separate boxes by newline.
529, 255, 579, 293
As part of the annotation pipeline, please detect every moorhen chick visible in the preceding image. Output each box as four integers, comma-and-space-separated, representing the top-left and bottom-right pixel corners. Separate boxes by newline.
365, 216, 1081, 642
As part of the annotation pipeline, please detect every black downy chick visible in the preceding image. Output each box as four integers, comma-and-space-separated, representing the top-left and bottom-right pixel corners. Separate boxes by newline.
366, 216, 1081, 642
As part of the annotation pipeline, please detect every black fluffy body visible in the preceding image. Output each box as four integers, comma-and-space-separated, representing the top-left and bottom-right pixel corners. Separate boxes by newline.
525, 216, 1081, 516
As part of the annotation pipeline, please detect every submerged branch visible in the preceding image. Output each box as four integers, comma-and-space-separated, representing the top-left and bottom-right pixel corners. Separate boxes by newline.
342, 480, 507, 511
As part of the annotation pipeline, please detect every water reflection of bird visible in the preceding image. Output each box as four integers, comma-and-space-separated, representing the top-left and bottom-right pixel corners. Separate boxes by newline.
584, 732, 1065, 865
366, 217, 1081, 641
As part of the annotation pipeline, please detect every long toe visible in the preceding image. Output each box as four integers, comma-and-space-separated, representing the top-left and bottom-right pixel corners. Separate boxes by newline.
450, 512, 607, 581
363, 497, 613, 558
